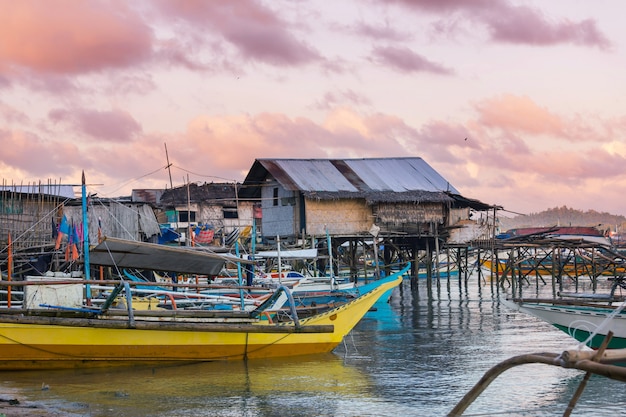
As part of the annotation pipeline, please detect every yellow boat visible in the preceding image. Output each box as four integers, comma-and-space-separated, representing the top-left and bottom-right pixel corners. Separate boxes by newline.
481, 258, 626, 277
0, 175, 408, 370
0, 263, 409, 371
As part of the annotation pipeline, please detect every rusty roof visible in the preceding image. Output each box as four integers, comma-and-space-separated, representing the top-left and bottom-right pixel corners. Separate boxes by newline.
243, 157, 459, 194
160, 183, 240, 206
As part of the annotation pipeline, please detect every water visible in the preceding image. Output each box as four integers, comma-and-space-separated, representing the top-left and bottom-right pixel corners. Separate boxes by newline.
2, 274, 626, 416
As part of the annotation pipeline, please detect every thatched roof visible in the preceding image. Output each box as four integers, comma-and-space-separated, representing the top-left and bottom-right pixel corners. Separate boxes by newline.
160, 183, 240, 206
303, 190, 454, 204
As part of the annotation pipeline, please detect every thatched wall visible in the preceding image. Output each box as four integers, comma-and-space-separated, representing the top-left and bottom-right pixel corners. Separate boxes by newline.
375, 202, 445, 225
305, 199, 371, 236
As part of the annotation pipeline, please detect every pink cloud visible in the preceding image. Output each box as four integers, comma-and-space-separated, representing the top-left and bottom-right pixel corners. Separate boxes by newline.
0, 101, 29, 125
0, 129, 83, 177
164, 109, 412, 177
405, 122, 477, 165
380, 0, 492, 13
369, 46, 453, 75
475, 95, 565, 135
314, 90, 372, 111
48, 108, 142, 142
473, 95, 615, 144
529, 148, 626, 180
153, 0, 320, 66
482, 6, 611, 48
0, 1, 153, 76
352, 21, 412, 42
378, 0, 611, 49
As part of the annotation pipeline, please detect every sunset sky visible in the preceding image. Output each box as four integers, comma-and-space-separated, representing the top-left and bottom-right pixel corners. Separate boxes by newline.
1, 1, 625, 217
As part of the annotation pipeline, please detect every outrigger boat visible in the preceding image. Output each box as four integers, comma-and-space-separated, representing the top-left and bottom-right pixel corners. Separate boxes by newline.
0, 173, 407, 371
501, 270, 626, 349
0, 236, 408, 370
501, 296, 626, 350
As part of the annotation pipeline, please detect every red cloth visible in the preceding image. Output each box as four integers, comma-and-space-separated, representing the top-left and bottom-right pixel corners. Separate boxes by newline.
195, 229, 215, 244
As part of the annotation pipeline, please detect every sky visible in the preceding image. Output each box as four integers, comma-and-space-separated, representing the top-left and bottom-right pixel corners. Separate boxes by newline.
1, 0, 625, 217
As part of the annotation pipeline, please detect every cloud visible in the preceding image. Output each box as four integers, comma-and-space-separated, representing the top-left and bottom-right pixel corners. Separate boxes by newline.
475, 95, 565, 135
482, 6, 611, 48
48, 108, 142, 142
153, 0, 321, 67
369, 46, 453, 74
313, 90, 372, 111
352, 21, 412, 42
0, 1, 154, 77
0, 129, 82, 177
472, 94, 617, 144
378, 0, 611, 49
0, 100, 29, 125
162, 108, 411, 177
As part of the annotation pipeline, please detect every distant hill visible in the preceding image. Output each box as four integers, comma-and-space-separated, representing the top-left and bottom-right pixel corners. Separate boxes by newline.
498, 206, 626, 233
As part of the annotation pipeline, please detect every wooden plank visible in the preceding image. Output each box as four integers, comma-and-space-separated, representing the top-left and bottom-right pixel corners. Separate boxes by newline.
0, 314, 334, 333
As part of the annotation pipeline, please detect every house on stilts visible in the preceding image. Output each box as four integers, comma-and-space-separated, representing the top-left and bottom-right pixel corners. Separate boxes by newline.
240, 157, 496, 279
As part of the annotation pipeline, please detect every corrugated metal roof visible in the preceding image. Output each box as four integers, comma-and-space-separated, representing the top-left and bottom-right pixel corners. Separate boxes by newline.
0, 184, 75, 199
257, 157, 458, 194
272, 159, 357, 192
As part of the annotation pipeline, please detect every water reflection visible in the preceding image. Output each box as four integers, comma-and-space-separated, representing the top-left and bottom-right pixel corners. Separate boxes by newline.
0, 355, 372, 417
2, 274, 626, 416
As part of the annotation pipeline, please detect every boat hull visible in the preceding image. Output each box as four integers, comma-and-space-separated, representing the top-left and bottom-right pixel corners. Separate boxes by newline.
0, 265, 408, 370
502, 299, 626, 349
0, 324, 339, 369
483, 259, 626, 276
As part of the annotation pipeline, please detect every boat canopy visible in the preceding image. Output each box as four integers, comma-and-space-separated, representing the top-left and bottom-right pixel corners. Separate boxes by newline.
90, 237, 252, 276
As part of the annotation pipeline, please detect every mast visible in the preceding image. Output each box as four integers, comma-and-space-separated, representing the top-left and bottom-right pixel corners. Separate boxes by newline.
82, 171, 92, 301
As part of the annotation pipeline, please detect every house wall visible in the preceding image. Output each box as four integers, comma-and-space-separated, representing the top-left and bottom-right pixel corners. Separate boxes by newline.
376, 202, 445, 225
449, 207, 470, 226
170, 201, 255, 243
305, 199, 371, 236
260, 181, 296, 238
448, 219, 491, 243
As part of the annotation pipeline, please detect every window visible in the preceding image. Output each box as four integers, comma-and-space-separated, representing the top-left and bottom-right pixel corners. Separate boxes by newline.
222, 208, 238, 219
273, 188, 278, 206
178, 211, 196, 222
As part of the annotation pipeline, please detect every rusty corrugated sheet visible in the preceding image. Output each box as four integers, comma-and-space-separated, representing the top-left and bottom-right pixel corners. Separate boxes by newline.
254, 157, 458, 194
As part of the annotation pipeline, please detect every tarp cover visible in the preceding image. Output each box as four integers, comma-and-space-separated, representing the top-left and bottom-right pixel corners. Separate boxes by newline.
90, 237, 252, 276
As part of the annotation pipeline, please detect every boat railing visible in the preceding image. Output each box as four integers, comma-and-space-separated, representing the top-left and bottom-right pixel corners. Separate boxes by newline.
251, 284, 300, 327
0, 278, 284, 313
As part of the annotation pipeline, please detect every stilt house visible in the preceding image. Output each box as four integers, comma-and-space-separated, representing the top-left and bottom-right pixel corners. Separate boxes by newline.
241, 157, 491, 243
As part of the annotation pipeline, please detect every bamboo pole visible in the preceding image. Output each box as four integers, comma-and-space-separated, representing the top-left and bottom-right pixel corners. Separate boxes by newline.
563, 332, 613, 417
7, 232, 12, 308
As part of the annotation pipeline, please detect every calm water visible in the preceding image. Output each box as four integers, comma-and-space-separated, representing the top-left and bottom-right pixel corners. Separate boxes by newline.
2, 274, 626, 416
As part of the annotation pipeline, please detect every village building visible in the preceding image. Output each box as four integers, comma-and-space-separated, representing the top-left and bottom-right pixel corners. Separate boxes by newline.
240, 157, 495, 277
156, 182, 255, 246
0, 182, 160, 279
1, 158, 496, 280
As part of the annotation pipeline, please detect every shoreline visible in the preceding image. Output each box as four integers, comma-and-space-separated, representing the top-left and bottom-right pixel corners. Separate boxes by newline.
0, 397, 68, 417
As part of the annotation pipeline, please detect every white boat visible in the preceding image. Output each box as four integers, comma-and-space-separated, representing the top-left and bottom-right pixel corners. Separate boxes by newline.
501, 296, 626, 349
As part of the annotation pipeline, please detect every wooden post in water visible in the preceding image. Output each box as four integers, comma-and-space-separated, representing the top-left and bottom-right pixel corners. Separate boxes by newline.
425, 238, 432, 287
551, 247, 557, 298
411, 242, 419, 287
